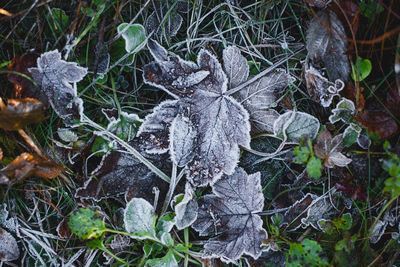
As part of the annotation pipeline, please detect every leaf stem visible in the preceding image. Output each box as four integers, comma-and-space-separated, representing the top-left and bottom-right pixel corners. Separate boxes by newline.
162, 163, 178, 215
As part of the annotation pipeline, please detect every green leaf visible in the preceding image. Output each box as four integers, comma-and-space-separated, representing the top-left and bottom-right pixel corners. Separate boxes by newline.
306, 156, 322, 179
293, 145, 310, 163
146, 250, 179, 267
343, 124, 361, 147
351, 57, 372, 82
50, 8, 69, 32
124, 198, 157, 239
360, 1, 384, 19
117, 23, 146, 53
68, 208, 106, 239
333, 213, 352, 231
287, 239, 329, 267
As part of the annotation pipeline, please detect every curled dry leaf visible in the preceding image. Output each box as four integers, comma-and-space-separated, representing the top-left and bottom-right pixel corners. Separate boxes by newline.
306, 10, 349, 82
0, 227, 19, 262
28, 50, 87, 126
142, 40, 251, 186
305, 9, 350, 107
0, 153, 64, 185
0, 98, 45, 131
7, 53, 41, 100
314, 129, 352, 168
75, 140, 169, 204
192, 167, 267, 262
304, 62, 344, 107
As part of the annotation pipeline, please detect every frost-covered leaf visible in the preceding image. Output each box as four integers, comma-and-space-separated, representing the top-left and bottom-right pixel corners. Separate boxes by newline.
0, 205, 18, 233
343, 123, 361, 147
173, 183, 198, 230
57, 128, 78, 143
329, 98, 356, 124
273, 111, 320, 142
282, 193, 318, 231
306, 10, 350, 82
117, 23, 146, 53
146, 250, 178, 267
223, 46, 290, 133
75, 140, 169, 203
192, 167, 267, 262
300, 194, 334, 230
223, 46, 249, 88
314, 129, 352, 168
28, 50, 87, 125
0, 227, 19, 262
124, 198, 156, 239
304, 62, 344, 107
0, 98, 45, 131
143, 42, 250, 186
234, 70, 290, 132
169, 114, 197, 167
369, 219, 387, 244
138, 100, 179, 154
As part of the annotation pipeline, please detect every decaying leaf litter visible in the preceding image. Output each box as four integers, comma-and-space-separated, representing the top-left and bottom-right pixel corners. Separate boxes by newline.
1, 0, 400, 266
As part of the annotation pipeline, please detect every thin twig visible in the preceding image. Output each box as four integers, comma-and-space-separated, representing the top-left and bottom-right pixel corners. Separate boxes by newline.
17, 129, 44, 157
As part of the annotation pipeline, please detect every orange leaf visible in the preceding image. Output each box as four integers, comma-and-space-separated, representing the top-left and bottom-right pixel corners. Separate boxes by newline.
0, 98, 45, 130
0, 153, 63, 185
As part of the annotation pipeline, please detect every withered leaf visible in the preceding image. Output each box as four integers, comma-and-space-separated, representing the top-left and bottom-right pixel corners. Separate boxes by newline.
304, 62, 344, 107
192, 168, 267, 262
142, 41, 251, 186
306, 10, 350, 82
314, 129, 352, 168
75, 140, 169, 204
0, 153, 64, 185
28, 50, 87, 126
0, 98, 45, 131
0, 227, 19, 262
356, 109, 398, 139
7, 53, 41, 100
282, 193, 318, 231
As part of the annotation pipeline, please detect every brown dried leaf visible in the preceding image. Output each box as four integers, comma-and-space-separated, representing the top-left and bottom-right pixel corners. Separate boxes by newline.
356, 109, 398, 139
0, 153, 63, 185
7, 53, 41, 100
314, 129, 351, 168
0, 98, 45, 131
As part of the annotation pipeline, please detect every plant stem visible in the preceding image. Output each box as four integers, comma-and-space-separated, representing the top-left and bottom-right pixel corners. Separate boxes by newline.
162, 163, 177, 215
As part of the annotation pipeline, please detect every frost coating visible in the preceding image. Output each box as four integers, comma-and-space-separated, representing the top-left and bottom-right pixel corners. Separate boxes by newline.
273, 111, 320, 142
174, 183, 198, 230
124, 198, 156, 238
169, 114, 197, 167
28, 50, 87, 125
306, 10, 349, 82
0, 227, 19, 262
143, 41, 251, 186
137, 100, 179, 154
75, 140, 169, 203
223, 46, 249, 88
192, 167, 267, 262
